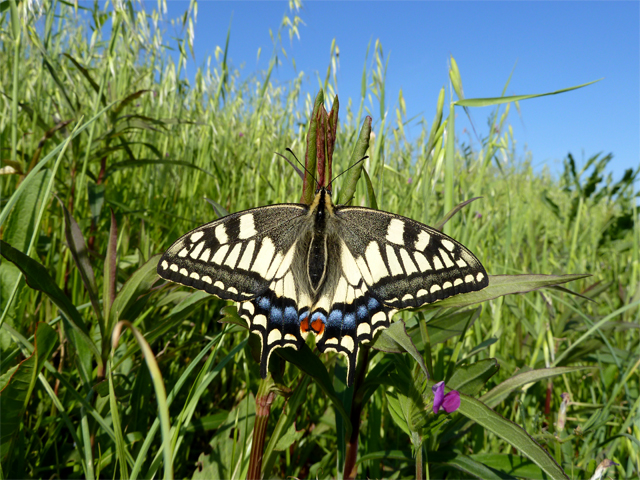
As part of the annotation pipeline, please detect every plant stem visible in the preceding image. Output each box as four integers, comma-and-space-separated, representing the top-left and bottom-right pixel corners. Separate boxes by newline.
343, 347, 369, 479
248, 379, 276, 480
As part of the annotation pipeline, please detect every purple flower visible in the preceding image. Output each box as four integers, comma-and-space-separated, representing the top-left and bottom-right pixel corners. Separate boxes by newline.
432, 381, 460, 414
238, 132, 244, 137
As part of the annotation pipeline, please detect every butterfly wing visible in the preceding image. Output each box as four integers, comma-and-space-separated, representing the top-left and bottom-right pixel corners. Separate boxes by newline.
158, 204, 313, 376
335, 206, 488, 308
310, 205, 488, 383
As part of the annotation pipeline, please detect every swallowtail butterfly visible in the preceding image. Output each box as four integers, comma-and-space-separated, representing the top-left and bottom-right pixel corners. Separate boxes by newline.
158, 188, 488, 385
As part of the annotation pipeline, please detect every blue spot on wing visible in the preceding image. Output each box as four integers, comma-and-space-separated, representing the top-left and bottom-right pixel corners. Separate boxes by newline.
327, 309, 343, 326
259, 296, 271, 310
368, 297, 380, 310
284, 306, 298, 324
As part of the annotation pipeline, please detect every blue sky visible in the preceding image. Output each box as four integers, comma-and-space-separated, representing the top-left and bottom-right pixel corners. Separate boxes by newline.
162, 1, 639, 182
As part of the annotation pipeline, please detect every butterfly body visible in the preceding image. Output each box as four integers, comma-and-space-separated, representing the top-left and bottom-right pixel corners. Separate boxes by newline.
158, 187, 488, 385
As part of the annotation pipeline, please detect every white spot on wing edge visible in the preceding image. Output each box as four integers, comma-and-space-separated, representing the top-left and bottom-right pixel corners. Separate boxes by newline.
386, 218, 405, 245
214, 224, 228, 244
189, 272, 200, 280
190, 231, 204, 243
454, 278, 463, 286
178, 248, 189, 258
357, 323, 371, 337
161, 260, 169, 270
441, 239, 455, 251
430, 284, 441, 293
202, 276, 212, 284
341, 335, 355, 352
415, 230, 430, 251
214, 280, 225, 289
170, 264, 178, 272
238, 214, 258, 239
456, 258, 468, 268
372, 311, 387, 325
241, 301, 255, 315
465, 274, 474, 283
252, 314, 267, 328
325, 337, 339, 345
179, 268, 189, 276
267, 329, 282, 344
476, 272, 485, 283
442, 281, 453, 289
284, 333, 298, 342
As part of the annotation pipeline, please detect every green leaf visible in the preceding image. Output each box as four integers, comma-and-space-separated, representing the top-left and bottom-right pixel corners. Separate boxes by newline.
480, 366, 595, 408
470, 453, 554, 480
0, 322, 57, 459
0, 240, 101, 364
423, 274, 591, 310
457, 394, 569, 479
278, 346, 352, 437
339, 116, 372, 205
0, 169, 50, 348
371, 320, 428, 377
447, 358, 500, 396
455, 79, 601, 108
442, 454, 507, 480
107, 254, 161, 343
60, 201, 101, 322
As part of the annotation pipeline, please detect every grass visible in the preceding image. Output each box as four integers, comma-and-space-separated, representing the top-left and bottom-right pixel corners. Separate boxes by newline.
1, 1, 639, 478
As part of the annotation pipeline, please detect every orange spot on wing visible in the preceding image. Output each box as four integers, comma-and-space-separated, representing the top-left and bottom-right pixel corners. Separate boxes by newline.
300, 316, 310, 333
311, 318, 325, 336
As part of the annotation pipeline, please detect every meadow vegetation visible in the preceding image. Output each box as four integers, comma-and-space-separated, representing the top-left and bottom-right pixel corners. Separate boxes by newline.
1, 1, 638, 478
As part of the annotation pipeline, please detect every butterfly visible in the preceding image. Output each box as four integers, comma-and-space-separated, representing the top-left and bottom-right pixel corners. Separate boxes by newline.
157, 186, 488, 385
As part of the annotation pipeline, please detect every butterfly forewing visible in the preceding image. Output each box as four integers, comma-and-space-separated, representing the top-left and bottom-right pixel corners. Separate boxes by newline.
334, 206, 489, 309
157, 204, 308, 301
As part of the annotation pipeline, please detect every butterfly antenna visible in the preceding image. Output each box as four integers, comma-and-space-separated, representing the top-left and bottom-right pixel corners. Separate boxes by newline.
329, 156, 369, 190
285, 147, 320, 188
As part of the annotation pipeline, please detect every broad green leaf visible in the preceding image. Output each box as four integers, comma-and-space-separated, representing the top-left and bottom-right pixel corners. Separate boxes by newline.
0, 323, 57, 459
447, 358, 500, 396
0, 169, 50, 347
457, 394, 569, 479
423, 274, 591, 310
